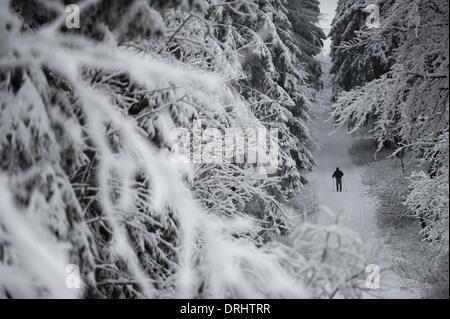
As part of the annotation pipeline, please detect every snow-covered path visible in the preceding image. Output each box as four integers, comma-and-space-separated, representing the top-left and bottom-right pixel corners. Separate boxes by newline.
308, 115, 377, 234
305, 59, 418, 298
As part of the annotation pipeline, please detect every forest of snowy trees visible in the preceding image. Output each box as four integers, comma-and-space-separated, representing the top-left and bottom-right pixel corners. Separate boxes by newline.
0, 0, 375, 299
330, 0, 449, 298
0, 0, 448, 300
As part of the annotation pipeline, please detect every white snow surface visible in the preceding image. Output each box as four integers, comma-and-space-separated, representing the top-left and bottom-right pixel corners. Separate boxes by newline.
305, 58, 419, 299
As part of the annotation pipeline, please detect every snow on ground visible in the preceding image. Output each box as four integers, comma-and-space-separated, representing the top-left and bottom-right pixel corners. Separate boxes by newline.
304, 57, 418, 298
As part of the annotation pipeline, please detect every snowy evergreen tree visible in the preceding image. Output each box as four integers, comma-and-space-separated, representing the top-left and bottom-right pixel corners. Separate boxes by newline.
287, 0, 326, 89
329, 0, 395, 99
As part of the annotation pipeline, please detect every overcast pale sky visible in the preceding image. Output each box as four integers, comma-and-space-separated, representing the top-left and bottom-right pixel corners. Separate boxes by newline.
318, 0, 339, 53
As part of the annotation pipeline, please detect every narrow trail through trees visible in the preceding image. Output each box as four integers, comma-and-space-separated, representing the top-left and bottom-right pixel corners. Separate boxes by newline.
305, 59, 418, 298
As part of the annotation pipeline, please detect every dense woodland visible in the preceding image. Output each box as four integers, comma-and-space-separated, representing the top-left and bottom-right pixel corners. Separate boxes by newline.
0, 0, 370, 298
0, 0, 448, 299
330, 0, 449, 297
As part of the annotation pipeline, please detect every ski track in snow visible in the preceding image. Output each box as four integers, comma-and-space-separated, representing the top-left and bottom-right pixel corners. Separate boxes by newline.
305, 61, 418, 298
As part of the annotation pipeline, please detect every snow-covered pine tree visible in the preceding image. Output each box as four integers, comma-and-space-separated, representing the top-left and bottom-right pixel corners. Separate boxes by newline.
286, 0, 326, 89
329, 0, 395, 100
212, 0, 317, 197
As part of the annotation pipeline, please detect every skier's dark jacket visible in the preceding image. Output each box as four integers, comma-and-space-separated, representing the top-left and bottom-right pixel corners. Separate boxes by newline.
332, 169, 344, 179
